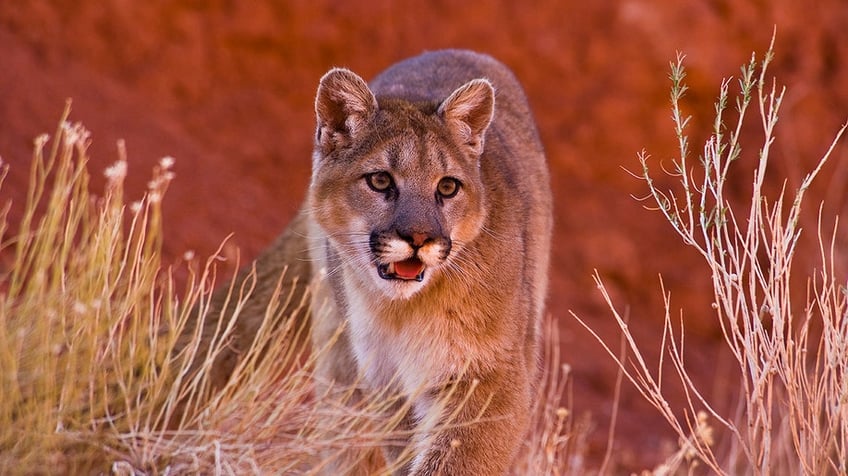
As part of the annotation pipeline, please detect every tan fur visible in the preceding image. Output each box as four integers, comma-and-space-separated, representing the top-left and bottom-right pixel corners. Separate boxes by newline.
187, 50, 552, 475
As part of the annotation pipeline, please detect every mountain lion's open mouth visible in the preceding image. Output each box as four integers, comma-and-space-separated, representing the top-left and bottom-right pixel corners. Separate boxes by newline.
377, 258, 425, 282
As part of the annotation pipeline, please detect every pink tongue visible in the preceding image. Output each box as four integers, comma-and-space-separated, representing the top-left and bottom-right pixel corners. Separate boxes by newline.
394, 258, 424, 279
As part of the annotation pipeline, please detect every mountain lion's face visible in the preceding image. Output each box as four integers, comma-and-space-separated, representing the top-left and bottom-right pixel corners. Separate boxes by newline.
309, 70, 494, 300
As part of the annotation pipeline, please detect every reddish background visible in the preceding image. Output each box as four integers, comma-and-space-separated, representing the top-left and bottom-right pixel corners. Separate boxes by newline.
2, 1, 847, 470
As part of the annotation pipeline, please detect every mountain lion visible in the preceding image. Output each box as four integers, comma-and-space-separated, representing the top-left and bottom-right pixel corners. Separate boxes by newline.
190, 49, 552, 475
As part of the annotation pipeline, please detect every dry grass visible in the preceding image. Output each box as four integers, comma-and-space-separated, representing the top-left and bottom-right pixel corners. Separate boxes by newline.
514, 315, 593, 476
575, 40, 848, 475
0, 107, 177, 473
0, 102, 583, 474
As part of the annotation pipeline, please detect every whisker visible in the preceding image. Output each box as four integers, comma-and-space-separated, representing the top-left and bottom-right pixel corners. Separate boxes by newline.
440, 250, 479, 291
478, 224, 510, 241
315, 239, 377, 283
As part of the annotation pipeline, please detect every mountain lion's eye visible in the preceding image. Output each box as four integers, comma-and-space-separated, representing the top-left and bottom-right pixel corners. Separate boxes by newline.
436, 177, 461, 199
365, 171, 394, 192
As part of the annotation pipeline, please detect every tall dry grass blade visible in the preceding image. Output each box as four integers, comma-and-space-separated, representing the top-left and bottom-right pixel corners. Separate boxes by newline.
577, 39, 847, 475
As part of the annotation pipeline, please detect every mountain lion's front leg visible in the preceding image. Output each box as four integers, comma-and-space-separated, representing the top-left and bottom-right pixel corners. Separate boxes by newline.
409, 369, 531, 476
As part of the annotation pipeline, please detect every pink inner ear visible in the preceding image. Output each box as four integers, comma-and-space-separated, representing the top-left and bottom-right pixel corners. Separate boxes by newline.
316, 68, 377, 135
439, 80, 495, 156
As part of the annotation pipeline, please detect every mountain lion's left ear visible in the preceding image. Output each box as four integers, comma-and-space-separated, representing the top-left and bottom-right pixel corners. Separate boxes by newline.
315, 68, 378, 156
438, 79, 495, 156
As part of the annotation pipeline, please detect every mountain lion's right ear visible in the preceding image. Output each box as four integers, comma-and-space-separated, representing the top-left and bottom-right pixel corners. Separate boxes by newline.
314, 68, 377, 155
439, 79, 495, 157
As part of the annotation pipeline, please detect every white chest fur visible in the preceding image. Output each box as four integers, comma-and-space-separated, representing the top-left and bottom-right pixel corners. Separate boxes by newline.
342, 281, 489, 397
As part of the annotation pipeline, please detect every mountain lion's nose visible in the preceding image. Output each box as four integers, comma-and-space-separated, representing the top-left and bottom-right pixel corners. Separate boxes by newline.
400, 231, 430, 248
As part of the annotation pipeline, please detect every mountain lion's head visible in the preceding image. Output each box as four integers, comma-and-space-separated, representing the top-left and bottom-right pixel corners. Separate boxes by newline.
308, 68, 495, 300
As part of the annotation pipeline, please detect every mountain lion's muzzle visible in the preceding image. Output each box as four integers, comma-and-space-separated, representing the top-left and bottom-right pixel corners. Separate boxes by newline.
370, 229, 451, 282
